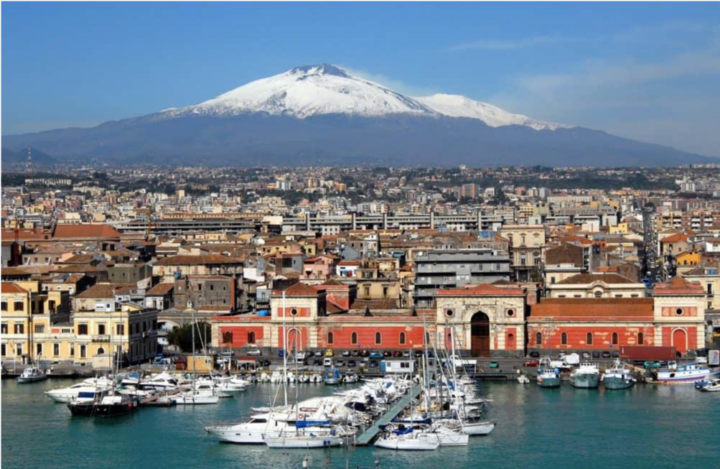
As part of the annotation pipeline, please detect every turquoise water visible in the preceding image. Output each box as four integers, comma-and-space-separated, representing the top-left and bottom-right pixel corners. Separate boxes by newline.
2, 379, 719, 469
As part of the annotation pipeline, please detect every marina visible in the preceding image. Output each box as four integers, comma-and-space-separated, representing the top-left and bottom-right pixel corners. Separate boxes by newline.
3, 371, 720, 468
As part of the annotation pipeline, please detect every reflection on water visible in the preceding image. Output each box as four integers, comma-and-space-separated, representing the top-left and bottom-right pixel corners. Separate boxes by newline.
3, 379, 719, 469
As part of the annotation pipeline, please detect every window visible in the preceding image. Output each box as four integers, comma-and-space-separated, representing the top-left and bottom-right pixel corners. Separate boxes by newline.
53, 343, 60, 356
425, 332, 431, 346
675, 308, 683, 316
14, 324, 24, 334
36, 344, 42, 356
34, 325, 45, 333
78, 324, 88, 335
1, 302, 7, 311
446, 309, 454, 318
210, 285, 214, 291
507, 309, 515, 317
586, 332, 593, 345
382, 287, 388, 298
399, 332, 406, 345
97, 347, 105, 355
80, 345, 86, 358
327, 332, 334, 345
536, 332, 542, 346
291, 308, 298, 316
247, 331, 255, 344
16, 344, 23, 356
594, 291, 602, 298
0, 324, 6, 334
612, 333, 619, 345
222, 331, 233, 344
98, 324, 106, 335
70, 345, 74, 356
116, 324, 125, 335
14, 301, 24, 311
561, 332, 568, 345
351, 332, 358, 345
1, 344, 5, 356
375, 332, 382, 345
638, 332, 644, 345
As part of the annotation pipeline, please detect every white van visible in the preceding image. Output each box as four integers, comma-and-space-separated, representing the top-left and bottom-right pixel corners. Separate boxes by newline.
323, 357, 333, 367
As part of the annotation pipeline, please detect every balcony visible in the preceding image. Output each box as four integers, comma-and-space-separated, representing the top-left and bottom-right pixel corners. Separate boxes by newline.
92, 335, 111, 342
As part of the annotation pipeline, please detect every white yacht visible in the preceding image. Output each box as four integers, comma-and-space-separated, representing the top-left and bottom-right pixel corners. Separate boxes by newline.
374, 427, 440, 451
45, 377, 115, 403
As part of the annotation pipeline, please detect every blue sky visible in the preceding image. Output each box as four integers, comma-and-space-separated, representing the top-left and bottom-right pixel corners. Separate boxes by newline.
2, 2, 720, 155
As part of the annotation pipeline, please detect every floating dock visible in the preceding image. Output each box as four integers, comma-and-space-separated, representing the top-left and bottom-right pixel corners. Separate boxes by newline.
355, 385, 423, 446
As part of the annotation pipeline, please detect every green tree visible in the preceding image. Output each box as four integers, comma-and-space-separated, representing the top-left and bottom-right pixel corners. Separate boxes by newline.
167, 322, 212, 353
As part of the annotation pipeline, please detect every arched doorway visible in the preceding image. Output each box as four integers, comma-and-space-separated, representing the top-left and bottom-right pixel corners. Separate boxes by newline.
471, 312, 491, 357
287, 328, 303, 353
672, 329, 687, 355
506, 332, 516, 350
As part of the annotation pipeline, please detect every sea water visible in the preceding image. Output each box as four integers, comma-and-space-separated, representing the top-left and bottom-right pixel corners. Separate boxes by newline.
2, 379, 719, 469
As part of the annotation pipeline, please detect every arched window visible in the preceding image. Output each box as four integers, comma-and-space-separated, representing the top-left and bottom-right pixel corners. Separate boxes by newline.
327, 332, 334, 345
375, 332, 382, 345
561, 332, 568, 345
594, 291, 602, 298
223, 331, 233, 344
247, 331, 255, 344
399, 332, 406, 345
536, 332, 542, 346
638, 332, 644, 345
586, 332, 593, 345
612, 332, 619, 345
351, 332, 358, 345
97, 347, 105, 355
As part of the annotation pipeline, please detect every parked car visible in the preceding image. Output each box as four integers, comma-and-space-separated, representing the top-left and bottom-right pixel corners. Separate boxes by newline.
261, 359, 271, 367
246, 347, 262, 356
347, 360, 357, 367
342, 351, 351, 357
278, 349, 285, 358
359, 350, 369, 357
314, 351, 324, 357
523, 359, 540, 367
529, 351, 540, 358
351, 350, 360, 357
383, 351, 392, 357
323, 358, 333, 367
402, 351, 410, 358
413, 351, 424, 358
369, 360, 378, 368
325, 349, 334, 357
335, 360, 345, 367
393, 351, 402, 357
369, 352, 383, 359
601, 351, 611, 359
312, 359, 322, 366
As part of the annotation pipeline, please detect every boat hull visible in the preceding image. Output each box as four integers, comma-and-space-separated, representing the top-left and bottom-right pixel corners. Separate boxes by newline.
375, 435, 440, 451
537, 376, 561, 388
68, 402, 136, 417
265, 435, 343, 448
17, 375, 48, 384
460, 421, 495, 436
603, 377, 635, 390
571, 373, 600, 389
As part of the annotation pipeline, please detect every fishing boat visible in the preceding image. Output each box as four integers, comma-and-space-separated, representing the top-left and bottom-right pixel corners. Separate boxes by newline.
17, 366, 48, 383
601, 360, 635, 390
695, 378, 720, 392
374, 426, 440, 451
654, 362, 720, 384
536, 358, 561, 388
323, 369, 341, 385
67, 389, 137, 417
570, 363, 600, 389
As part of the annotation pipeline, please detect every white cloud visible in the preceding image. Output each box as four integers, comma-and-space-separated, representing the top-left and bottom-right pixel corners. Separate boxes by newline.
449, 36, 579, 51
340, 65, 439, 97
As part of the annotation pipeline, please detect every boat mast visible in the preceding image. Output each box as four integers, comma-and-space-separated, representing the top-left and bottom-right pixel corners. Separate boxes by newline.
282, 291, 288, 408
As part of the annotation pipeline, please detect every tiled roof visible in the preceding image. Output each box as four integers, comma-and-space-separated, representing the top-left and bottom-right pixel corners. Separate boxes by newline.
53, 224, 121, 239
437, 283, 525, 296
556, 273, 637, 285
660, 233, 689, 243
530, 298, 654, 319
273, 282, 319, 297
545, 243, 584, 266
154, 254, 244, 266
146, 283, 175, 296
654, 276, 704, 294
349, 299, 398, 310
1, 282, 27, 294
76, 283, 134, 299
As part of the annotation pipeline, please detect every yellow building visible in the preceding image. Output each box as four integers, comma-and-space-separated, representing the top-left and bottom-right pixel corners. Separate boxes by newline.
676, 251, 701, 268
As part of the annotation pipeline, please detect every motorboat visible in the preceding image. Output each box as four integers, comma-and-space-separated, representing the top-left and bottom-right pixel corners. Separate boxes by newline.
264, 426, 347, 449
17, 366, 48, 384
174, 383, 220, 405
323, 369, 341, 385
67, 389, 137, 417
695, 378, 720, 392
343, 372, 359, 384
45, 380, 113, 403
139, 373, 179, 391
654, 363, 719, 384
374, 426, 440, 451
601, 360, 635, 390
430, 424, 469, 446
570, 363, 600, 389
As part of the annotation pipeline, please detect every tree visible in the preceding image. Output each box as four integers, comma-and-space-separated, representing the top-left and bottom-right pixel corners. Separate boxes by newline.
167, 321, 212, 353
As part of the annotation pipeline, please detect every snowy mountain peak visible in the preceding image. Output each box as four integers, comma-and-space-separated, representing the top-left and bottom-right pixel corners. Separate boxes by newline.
161, 65, 572, 131
415, 94, 572, 131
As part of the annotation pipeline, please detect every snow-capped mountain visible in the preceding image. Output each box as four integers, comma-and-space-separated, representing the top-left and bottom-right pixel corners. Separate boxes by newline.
162, 64, 569, 131
3, 64, 712, 168
416, 94, 570, 131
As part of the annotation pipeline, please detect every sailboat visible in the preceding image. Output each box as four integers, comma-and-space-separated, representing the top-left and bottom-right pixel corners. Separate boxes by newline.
174, 304, 219, 405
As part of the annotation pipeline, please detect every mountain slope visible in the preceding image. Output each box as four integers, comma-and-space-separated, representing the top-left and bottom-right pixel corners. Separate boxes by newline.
2, 64, 715, 167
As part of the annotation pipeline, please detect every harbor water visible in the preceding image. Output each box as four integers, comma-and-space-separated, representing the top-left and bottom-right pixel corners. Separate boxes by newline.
2, 379, 719, 469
